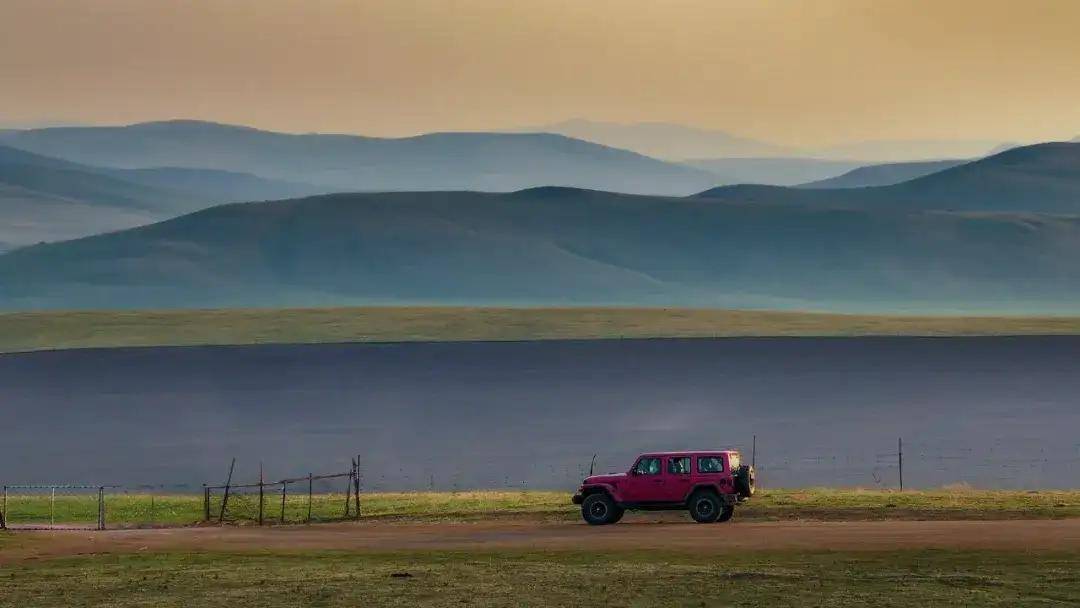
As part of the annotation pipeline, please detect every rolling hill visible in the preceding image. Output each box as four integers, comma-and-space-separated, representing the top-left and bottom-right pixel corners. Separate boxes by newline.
698, 142, 1080, 213
0, 144, 337, 250
514, 119, 1008, 163
0, 145, 187, 250
810, 138, 1007, 162
799, 159, 967, 188
0, 120, 721, 196
682, 157, 865, 186
520, 119, 794, 159
0, 182, 157, 254
4, 187, 1080, 312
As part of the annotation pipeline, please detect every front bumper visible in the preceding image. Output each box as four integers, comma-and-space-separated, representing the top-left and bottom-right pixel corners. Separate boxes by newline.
571, 493, 584, 505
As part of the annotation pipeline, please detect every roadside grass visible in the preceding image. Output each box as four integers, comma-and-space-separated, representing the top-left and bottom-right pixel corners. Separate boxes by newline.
7, 306, 1080, 353
3, 489, 1078, 528
1, 549, 1077, 607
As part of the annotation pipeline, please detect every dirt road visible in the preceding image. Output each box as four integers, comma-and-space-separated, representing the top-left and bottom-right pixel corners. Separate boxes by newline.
4, 517, 1079, 564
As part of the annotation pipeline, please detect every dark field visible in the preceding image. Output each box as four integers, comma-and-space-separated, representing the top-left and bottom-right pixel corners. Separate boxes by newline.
2, 337, 1079, 490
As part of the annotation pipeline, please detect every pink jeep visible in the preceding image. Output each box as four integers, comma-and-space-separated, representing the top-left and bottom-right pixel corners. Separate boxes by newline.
572, 451, 755, 524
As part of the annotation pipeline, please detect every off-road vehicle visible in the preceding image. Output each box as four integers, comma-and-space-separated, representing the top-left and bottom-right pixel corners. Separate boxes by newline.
572, 451, 755, 524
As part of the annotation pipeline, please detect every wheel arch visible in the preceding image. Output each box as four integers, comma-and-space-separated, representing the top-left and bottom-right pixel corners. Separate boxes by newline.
581, 483, 622, 503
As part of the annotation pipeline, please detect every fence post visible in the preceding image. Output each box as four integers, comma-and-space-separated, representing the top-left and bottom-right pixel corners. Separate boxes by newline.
202, 485, 210, 522
752, 434, 757, 468
353, 458, 361, 520
258, 462, 265, 526
898, 437, 904, 491
280, 482, 287, 524
355, 454, 362, 520
97, 486, 105, 530
342, 463, 354, 518
149, 494, 155, 526
307, 473, 313, 523
219, 457, 236, 524
1, 485, 7, 530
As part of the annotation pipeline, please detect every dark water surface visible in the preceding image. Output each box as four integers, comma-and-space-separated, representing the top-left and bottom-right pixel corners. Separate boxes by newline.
2, 337, 1078, 490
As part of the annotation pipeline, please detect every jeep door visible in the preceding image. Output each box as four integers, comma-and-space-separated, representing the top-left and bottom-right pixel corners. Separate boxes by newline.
621, 456, 663, 503
659, 455, 693, 502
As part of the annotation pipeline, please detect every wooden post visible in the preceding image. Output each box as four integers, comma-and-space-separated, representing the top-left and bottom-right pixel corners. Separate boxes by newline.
1, 485, 7, 530
354, 455, 362, 520
149, 494, 155, 525
898, 437, 904, 491
202, 485, 211, 522
752, 434, 757, 468
219, 457, 236, 523
258, 462, 265, 526
307, 473, 313, 523
280, 482, 287, 524
97, 486, 105, 530
342, 463, 354, 518
50, 487, 56, 526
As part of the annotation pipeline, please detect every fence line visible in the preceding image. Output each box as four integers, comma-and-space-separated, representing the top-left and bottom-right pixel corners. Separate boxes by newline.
203, 454, 362, 525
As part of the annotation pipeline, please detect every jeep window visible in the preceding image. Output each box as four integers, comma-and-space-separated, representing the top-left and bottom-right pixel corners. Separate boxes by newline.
668, 456, 690, 475
633, 457, 662, 475
697, 456, 724, 473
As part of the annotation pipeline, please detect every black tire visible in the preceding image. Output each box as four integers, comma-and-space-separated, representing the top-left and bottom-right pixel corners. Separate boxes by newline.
581, 493, 619, 525
717, 505, 735, 522
734, 465, 756, 499
689, 491, 721, 523
610, 507, 625, 524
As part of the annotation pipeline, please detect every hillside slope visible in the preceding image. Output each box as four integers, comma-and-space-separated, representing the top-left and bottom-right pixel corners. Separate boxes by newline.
4, 188, 1080, 311
0, 183, 156, 253
698, 142, 1080, 213
0, 144, 342, 249
0, 120, 721, 195
799, 159, 966, 188
682, 157, 863, 186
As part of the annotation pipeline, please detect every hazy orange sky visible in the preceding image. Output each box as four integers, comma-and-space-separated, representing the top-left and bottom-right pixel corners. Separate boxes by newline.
2, 0, 1078, 145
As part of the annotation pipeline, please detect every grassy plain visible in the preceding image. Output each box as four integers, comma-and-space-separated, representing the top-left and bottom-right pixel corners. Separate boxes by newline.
5, 306, 1080, 353
4, 489, 1078, 528
1, 549, 1077, 607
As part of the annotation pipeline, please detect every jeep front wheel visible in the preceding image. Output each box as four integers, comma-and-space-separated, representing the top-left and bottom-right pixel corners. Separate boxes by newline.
689, 491, 721, 523
581, 493, 621, 525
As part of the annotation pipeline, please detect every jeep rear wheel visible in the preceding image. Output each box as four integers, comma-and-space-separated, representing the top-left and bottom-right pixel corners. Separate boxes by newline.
717, 504, 735, 522
581, 493, 621, 525
689, 491, 721, 523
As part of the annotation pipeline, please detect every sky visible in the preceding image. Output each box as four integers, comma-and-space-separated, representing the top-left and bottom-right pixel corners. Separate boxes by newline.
2, 0, 1079, 145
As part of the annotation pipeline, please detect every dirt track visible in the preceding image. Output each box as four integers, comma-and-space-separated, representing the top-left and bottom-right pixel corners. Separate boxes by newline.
5, 517, 1080, 564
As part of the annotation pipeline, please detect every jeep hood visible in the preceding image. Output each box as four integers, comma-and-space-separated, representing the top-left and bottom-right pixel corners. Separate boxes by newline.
583, 473, 626, 485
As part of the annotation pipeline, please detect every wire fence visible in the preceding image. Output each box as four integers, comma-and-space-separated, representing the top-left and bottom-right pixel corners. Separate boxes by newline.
205, 467, 361, 525
1, 485, 110, 530
5, 435, 1079, 531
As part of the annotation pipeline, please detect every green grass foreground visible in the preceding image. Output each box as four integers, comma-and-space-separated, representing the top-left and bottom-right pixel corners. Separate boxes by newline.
3, 488, 1078, 528
1, 549, 1077, 607
6, 306, 1080, 353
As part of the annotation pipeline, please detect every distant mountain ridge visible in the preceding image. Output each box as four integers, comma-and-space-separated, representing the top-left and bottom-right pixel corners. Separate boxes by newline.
699, 142, 1080, 213
799, 159, 967, 189
512, 119, 1015, 162
682, 157, 866, 186
0, 120, 721, 196
519, 119, 794, 160
0, 143, 334, 250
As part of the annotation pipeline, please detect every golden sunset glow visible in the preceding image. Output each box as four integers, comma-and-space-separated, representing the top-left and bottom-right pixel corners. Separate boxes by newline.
2, 0, 1079, 144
